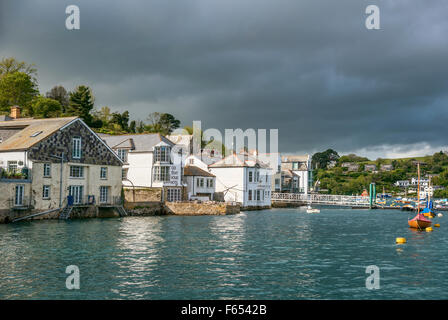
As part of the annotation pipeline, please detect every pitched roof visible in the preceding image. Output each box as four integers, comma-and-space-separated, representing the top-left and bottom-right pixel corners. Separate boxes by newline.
183, 165, 215, 177
209, 153, 270, 169
100, 133, 174, 152
281, 155, 310, 162
0, 117, 78, 151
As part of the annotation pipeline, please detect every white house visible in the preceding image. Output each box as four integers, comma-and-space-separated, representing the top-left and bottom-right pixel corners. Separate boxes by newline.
101, 133, 186, 202
208, 153, 271, 209
395, 180, 410, 188
281, 155, 312, 194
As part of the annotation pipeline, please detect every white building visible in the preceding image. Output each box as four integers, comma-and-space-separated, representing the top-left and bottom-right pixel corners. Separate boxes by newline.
183, 155, 216, 201
395, 180, 410, 188
208, 153, 271, 209
101, 133, 186, 202
281, 155, 312, 194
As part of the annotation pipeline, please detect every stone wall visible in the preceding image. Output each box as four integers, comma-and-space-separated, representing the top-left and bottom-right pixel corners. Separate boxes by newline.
124, 187, 162, 202
124, 201, 164, 216
28, 120, 122, 166
164, 201, 240, 215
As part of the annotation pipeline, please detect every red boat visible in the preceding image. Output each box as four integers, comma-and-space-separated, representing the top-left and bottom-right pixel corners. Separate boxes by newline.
408, 162, 432, 230
408, 213, 432, 229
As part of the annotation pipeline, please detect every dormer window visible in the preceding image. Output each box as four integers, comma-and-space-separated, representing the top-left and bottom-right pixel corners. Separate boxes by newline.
154, 146, 171, 162
117, 149, 128, 162
72, 137, 82, 159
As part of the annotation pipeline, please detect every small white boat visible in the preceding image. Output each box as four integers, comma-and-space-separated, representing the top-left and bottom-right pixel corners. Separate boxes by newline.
306, 206, 320, 214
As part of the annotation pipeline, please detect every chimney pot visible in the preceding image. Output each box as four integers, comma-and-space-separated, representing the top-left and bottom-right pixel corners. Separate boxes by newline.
10, 106, 21, 119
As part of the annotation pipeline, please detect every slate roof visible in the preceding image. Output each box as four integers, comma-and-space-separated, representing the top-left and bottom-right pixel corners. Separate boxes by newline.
100, 133, 174, 152
183, 165, 215, 177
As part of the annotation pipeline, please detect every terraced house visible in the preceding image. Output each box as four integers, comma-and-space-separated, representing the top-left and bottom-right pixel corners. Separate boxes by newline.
0, 107, 124, 223
100, 133, 187, 202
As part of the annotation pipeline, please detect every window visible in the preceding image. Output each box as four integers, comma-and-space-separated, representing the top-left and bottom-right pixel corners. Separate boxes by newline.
167, 188, 181, 202
99, 186, 109, 203
189, 158, 194, 165
7, 161, 18, 173
122, 168, 128, 180
100, 167, 108, 179
248, 190, 252, 201
154, 146, 171, 162
256, 190, 261, 201
30, 131, 43, 137
249, 171, 253, 182
69, 166, 84, 178
197, 178, 204, 188
117, 149, 128, 162
256, 171, 260, 182
72, 137, 82, 159
42, 185, 50, 199
69, 185, 83, 204
14, 185, 24, 206
153, 166, 170, 182
293, 162, 299, 170
43, 163, 51, 177
207, 179, 214, 188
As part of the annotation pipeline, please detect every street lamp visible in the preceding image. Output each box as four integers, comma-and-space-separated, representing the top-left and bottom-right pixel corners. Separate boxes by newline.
50, 152, 65, 208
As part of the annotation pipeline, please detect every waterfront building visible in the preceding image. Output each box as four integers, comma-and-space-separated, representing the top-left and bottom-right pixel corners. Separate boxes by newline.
183, 155, 216, 200
281, 155, 312, 194
101, 133, 186, 202
364, 164, 377, 172
208, 153, 271, 209
0, 107, 123, 220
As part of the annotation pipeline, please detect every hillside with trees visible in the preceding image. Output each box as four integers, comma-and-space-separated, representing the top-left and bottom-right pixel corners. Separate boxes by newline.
313, 150, 448, 197
0, 57, 182, 136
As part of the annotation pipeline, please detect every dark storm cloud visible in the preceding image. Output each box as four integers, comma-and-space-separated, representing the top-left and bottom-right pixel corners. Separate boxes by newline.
1, 0, 447, 157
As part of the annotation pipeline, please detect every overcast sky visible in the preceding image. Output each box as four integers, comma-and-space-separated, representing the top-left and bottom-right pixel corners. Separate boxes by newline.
1, 0, 447, 159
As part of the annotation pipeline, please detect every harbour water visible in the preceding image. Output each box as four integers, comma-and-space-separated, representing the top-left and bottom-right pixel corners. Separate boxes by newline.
1, 208, 447, 299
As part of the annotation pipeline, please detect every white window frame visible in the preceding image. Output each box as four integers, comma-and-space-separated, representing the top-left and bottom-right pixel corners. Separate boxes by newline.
122, 168, 128, 180
100, 167, 108, 180
117, 149, 128, 162
72, 137, 82, 159
99, 186, 109, 203
167, 188, 181, 202
7, 161, 18, 173
69, 166, 84, 178
42, 185, 50, 199
43, 163, 51, 177
153, 166, 170, 182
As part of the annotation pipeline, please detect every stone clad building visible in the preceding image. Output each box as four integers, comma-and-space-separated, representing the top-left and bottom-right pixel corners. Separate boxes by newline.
0, 110, 123, 223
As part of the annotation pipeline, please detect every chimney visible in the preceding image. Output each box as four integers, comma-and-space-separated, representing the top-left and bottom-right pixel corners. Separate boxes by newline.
10, 106, 21, 119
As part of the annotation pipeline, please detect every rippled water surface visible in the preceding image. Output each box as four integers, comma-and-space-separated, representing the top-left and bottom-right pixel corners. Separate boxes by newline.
1, 208, 447, 299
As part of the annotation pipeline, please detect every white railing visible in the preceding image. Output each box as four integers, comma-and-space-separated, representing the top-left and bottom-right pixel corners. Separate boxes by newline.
271, 193, 370, 206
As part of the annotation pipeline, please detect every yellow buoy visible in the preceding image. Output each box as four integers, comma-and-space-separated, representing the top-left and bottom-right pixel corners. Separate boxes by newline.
426, 227, 433, 232
396, 237, 406, 244
434, 224, 440, 227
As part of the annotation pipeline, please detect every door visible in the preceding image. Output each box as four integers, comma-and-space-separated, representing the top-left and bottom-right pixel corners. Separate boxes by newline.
69, 186, 84, 204
14, 185, 24, 206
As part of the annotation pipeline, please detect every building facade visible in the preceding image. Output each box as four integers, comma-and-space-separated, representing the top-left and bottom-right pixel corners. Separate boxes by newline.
101, 133, 186, 202
281, 155, 312, 194
209, 154, 271, 209
0, 115, 123, 221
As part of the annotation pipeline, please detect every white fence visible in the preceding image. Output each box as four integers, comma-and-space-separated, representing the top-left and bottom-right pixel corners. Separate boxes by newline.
271, 193, 370, 207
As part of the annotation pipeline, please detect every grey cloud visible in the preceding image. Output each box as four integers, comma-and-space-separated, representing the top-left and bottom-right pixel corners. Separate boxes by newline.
0, 0, 447, 157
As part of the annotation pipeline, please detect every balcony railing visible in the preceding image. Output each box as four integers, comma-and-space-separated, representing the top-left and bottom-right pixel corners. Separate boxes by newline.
69, 195, 123, 206
0, 167, 32, 181
9, 196, 33, 209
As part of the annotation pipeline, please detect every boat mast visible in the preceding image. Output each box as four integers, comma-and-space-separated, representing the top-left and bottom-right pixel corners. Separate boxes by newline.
417, 162, 420, 214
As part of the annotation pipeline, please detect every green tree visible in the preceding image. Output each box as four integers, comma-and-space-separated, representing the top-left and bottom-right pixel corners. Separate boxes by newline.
46, 85, 69, 112
67, 85, 94, 125
0, 57, 37, 82
0, 72, 38, 114
312, 149, 340, 169
111, 111, 130, 132
31, 96, 62, 118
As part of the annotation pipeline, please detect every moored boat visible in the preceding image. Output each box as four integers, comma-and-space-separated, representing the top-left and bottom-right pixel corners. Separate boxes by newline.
409, 162, 432, 230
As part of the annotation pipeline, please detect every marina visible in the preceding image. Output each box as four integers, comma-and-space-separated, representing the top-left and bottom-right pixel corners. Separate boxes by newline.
0, 208, 446, 300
